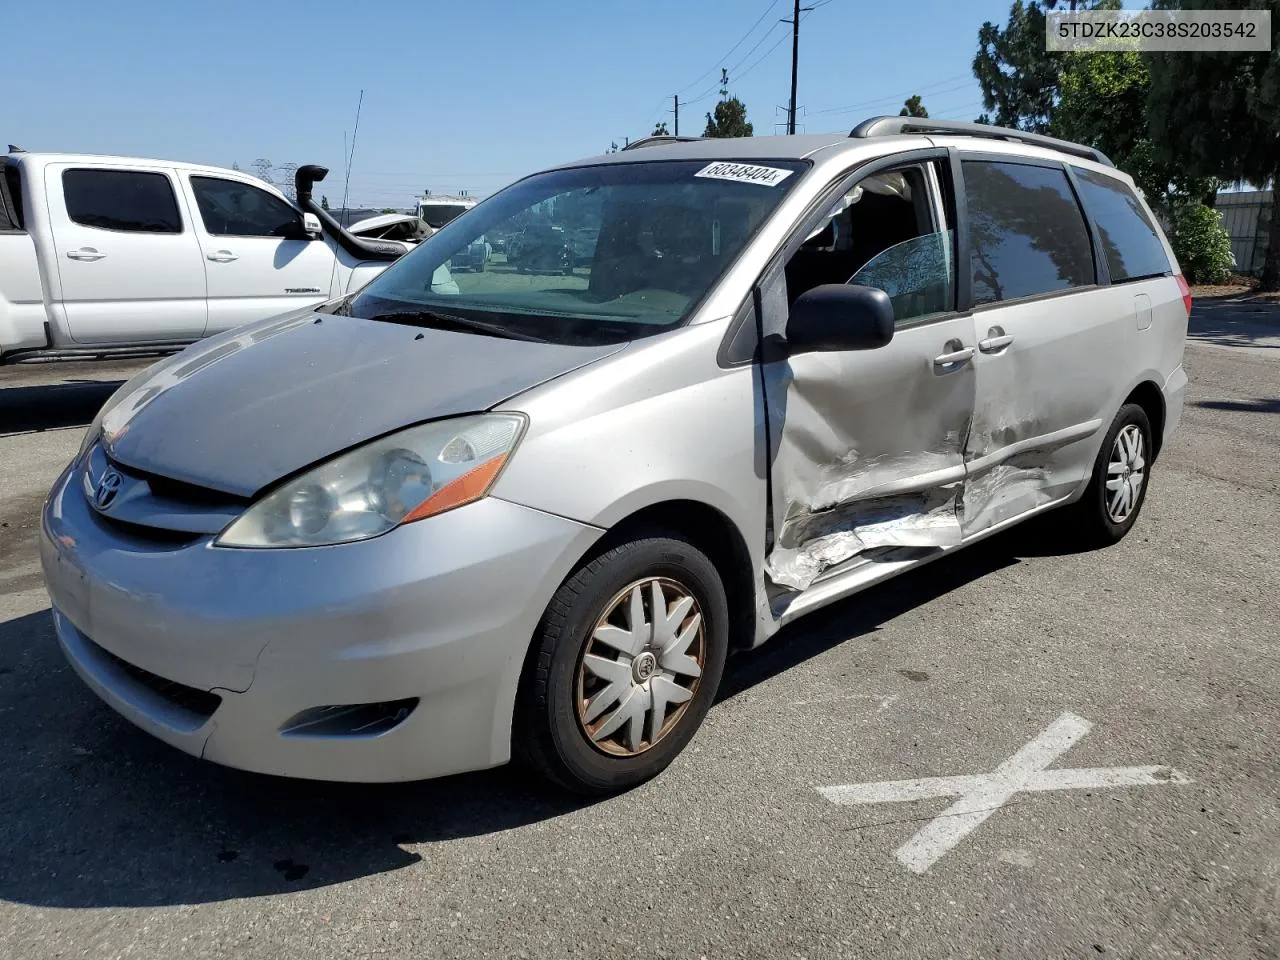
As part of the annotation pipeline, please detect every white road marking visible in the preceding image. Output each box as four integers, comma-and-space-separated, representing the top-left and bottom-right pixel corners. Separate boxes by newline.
818, 712, 1191, 874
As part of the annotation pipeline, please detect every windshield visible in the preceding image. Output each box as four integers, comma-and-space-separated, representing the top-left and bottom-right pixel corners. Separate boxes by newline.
417, 203, 470, 228
354, 159, 808, 345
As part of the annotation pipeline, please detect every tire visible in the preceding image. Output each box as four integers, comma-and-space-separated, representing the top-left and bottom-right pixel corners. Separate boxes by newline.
514, 533, 729, 795
1060, 402, 1153, 548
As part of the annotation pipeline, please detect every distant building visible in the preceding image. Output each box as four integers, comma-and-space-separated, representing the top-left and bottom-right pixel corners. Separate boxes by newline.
1215, 188, 1274, 276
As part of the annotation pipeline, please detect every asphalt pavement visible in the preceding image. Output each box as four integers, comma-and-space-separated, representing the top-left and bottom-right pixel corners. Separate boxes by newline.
0, 307, 1277, 959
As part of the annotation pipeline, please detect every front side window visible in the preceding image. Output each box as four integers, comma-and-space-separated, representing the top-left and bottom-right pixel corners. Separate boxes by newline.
190, 176, 301, 238
963, 160, 1094, 306
63, 169, 182, 233
785, 164, 954, 326
1072, 168, 1171, 282
351, 159, 807, 345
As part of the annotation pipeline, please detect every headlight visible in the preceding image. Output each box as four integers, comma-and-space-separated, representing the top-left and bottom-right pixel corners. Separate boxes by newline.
215, 414, 525, 548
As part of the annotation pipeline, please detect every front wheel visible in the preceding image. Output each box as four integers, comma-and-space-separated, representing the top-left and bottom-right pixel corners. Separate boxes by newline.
1060, 402, 1154, 547
514, 533, 729, 795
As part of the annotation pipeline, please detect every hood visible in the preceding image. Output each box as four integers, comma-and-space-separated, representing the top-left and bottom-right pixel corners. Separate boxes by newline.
348, 213, 419, 232
101, 310, 624, 497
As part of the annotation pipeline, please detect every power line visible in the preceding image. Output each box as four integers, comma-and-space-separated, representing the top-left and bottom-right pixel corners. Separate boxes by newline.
805, 75, 975, 118
735, 16, 794, 83
675, 0, 783, 96
727, 20, 785, 79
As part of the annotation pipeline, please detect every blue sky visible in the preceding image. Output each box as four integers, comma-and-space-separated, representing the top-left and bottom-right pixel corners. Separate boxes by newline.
8, 0, 1011, 207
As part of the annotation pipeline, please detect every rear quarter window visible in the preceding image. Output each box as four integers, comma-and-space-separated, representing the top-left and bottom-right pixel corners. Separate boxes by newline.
962, 160, 1095, 306
62, 169, 183, 233
1, 164, 23, 231
1072, 168, 1171, 282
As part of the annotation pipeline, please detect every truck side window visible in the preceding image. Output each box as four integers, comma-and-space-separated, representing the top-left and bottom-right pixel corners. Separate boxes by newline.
2, 164, 23, 230
190, 177, 302, 239
63, 169, 183, 234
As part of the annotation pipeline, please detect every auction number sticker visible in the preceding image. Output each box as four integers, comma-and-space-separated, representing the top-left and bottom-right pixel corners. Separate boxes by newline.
695, 162, 794, 187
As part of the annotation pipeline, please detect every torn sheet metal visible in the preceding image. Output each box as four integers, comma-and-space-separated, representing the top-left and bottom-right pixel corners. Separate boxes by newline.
766, 486, 963, 592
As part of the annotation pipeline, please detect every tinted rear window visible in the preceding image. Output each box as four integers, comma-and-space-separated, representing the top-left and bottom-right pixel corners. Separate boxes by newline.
63, 169, 182, 233
1073, 168, 1170, 282
1, 164, 22, 230
963, 160, 1095, 306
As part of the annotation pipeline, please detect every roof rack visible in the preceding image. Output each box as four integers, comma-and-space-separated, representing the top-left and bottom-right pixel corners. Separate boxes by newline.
621, 135, 705, 151
848, 116, 1113, 167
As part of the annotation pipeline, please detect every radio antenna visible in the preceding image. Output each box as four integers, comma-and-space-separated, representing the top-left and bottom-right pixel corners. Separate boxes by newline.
340, 90, 364, 228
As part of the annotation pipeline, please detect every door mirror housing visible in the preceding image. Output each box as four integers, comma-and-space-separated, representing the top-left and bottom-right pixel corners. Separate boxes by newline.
302, 212, 323, 240
786, 283, 895, 354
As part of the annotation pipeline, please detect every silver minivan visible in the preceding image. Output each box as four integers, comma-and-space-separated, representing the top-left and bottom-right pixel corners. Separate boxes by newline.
40, 118, 1190, 794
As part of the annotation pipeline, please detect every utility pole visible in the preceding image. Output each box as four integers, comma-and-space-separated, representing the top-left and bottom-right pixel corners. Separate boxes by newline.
674, 94, 679, 136
788, 0, 800, 134
784, 0, 813, 135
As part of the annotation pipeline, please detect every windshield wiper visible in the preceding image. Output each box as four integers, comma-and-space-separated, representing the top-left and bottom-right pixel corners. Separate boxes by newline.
365, 309, 546, 342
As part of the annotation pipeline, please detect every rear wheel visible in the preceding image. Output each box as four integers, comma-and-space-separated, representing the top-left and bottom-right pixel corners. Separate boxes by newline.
514, 534, 729, 795
1060, 403, 1153, 547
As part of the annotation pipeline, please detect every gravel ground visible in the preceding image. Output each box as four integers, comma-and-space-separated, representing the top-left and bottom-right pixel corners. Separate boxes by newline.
0, 305, 1277, 959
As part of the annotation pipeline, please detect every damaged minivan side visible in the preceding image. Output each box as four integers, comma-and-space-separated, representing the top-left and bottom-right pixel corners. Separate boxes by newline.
41, 119, 1189, 795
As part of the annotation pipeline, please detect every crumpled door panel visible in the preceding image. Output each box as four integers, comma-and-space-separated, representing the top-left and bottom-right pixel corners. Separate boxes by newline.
763, 312, 977, 593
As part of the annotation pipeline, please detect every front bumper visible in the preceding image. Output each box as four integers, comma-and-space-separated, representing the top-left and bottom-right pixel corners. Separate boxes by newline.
40, 463, 602, 782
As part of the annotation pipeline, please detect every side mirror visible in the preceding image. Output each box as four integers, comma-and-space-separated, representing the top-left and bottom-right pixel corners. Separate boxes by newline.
302, 212, 323, 240
786, 283, 894, 354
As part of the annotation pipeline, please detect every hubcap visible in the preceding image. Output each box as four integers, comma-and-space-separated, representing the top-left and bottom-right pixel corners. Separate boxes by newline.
1105, 423, 1146, 523
575, 577, 705, 757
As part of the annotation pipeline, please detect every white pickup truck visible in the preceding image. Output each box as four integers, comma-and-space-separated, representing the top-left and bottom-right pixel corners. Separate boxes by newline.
0, 151, 408, 362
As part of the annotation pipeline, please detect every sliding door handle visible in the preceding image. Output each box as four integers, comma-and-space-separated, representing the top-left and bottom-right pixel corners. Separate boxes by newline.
978, 334, 1015, 353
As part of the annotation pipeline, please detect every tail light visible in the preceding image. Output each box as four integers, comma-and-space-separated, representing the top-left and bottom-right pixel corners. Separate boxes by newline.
1175, 274, 1192, 316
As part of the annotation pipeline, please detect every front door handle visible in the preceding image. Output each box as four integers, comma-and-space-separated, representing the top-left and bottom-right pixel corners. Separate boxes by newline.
66, 247, 106, 262
978, 334, 1015, 353
206, 250, 238, 263
933, 346, 974, 366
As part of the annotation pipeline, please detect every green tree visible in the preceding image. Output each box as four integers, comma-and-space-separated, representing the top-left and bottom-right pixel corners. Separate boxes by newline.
899, 95, 929, 118
1146, 0, 1280, 289
320, 195, 330, 211
972, 0, 1113, 131
652, 121, 670, 136
1171, 203, 1234, 285
704, 98, 753, 138
1053, 50, 1217, 220
703, 67, 753, 138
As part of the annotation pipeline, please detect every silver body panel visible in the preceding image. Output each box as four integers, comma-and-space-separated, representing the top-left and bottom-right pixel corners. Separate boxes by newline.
41, 462, 603, 780
99, 309, 622, 497
40, 132, 1189, 781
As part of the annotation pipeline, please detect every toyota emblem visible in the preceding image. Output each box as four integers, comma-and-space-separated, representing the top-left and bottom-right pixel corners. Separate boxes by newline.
95, 468, 123, 509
